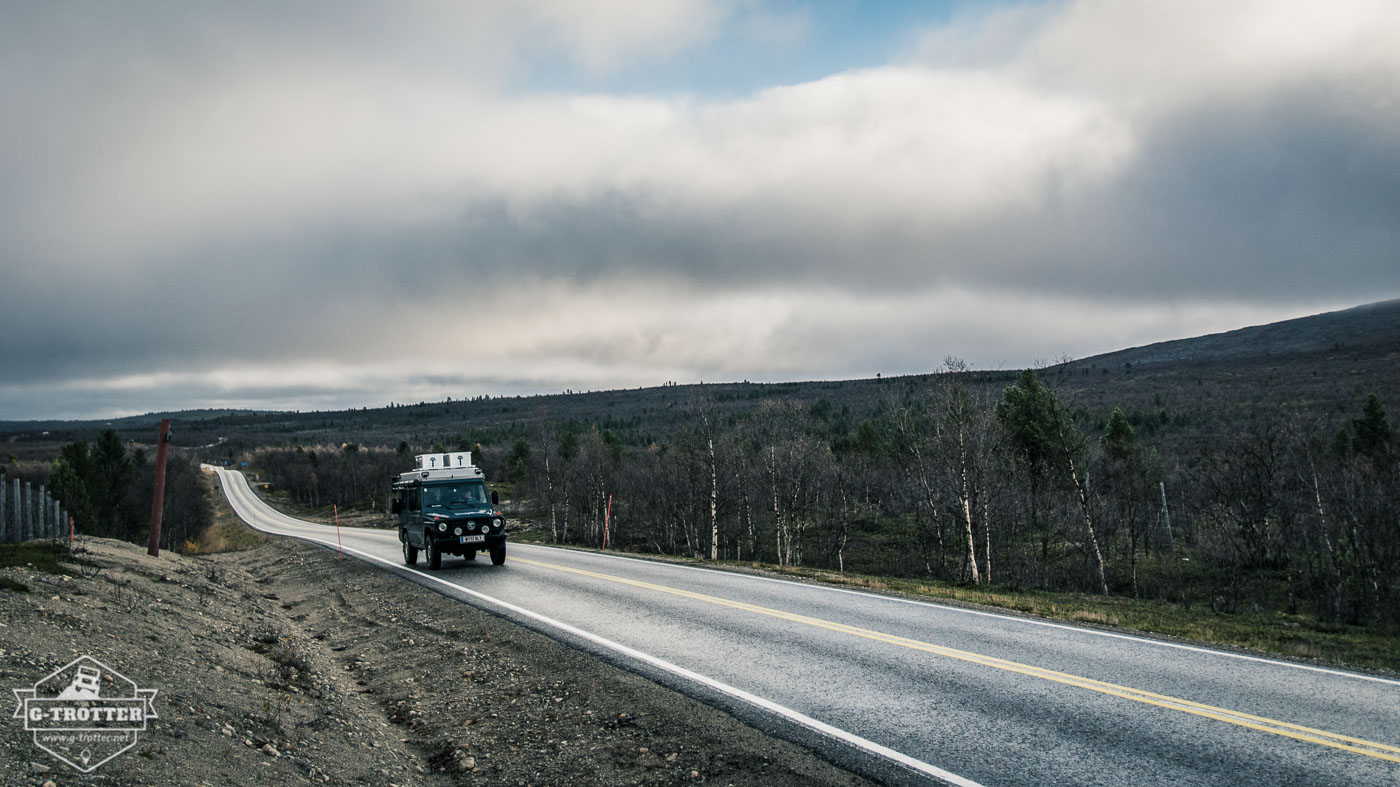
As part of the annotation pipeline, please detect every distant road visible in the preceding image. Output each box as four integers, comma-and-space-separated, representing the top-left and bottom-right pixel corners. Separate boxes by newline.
212, 467, 1400, 786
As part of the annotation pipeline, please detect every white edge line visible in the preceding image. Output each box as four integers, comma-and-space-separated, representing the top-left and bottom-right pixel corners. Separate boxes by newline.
211, 469, 982, 787
511, 542, 1400, 688
210, 466, 1400, 688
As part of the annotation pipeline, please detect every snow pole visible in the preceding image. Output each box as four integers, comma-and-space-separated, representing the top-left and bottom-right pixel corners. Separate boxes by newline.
602, 494, 613, 550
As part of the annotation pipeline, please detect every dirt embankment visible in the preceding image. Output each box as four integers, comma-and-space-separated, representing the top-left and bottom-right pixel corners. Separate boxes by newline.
0, 537, 872, 786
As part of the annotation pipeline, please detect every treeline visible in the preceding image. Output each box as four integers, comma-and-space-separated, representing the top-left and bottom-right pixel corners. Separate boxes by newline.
44, 430, 211, 551
245, 443, 406, 512
502, 370, 1397, 627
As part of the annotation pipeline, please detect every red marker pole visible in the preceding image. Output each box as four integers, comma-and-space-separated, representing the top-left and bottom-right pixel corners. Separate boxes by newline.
68, 516, 74, 548
147, 419, 171, 557
334, 504, 343, 559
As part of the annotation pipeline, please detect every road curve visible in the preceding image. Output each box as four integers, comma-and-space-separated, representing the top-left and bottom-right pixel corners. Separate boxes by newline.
211, 467, 1400, 786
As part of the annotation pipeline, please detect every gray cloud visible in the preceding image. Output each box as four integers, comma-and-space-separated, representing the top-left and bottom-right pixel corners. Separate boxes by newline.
3, 1, 1399, 418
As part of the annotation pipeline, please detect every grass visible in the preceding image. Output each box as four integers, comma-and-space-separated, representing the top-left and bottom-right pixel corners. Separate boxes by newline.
0, 540, 103, 593
0, 540, 100, 575
512, 526, 1400, 676
193, 470, 265, 554
752, 563, 1400, 675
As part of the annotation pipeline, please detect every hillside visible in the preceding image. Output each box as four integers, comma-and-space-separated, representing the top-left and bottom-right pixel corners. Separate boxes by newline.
4, 298, 1399, 457
1063, 299, 1400, 371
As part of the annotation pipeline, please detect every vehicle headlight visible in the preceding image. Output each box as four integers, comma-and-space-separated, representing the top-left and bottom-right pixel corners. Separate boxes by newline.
453, 526, 463, 536
492, 518, 503, 530
438, 522, 447, 532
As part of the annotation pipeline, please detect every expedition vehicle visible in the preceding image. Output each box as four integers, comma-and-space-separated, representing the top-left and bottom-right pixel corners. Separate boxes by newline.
391, 452, 506, 569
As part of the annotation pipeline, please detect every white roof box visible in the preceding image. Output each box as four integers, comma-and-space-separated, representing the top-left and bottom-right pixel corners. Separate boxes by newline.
416, 452, 472, 471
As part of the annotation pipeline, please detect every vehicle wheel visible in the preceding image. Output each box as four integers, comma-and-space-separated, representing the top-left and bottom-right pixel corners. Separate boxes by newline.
464, 550, 477, 561
490, 542, 506, 566
426, 535, 442, 570
402, 535, 418, 566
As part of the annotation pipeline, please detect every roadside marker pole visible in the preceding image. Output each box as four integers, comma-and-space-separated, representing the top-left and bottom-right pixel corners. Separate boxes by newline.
68, 516, 73, 549
334, 504, 343, 559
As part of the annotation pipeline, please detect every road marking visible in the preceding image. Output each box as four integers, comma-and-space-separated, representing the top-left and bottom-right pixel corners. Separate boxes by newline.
207, 465, 1395, 688
512, 555, 1400, 765
212, 468, 1400, 769
210, 469, 983, 787
514, 543, 1400, 688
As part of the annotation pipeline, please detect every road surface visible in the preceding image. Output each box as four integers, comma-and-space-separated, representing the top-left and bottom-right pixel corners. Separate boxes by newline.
212, 467, 1400, 786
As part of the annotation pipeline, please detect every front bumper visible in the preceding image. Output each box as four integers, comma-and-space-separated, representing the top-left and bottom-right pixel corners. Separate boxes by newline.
429, 532, 506, 554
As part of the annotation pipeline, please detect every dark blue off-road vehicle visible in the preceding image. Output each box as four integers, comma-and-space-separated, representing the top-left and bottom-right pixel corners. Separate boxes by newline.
391, 452, 506, 569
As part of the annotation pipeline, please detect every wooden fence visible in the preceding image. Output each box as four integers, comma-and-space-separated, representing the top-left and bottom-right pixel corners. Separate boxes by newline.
0, 475, 69, 543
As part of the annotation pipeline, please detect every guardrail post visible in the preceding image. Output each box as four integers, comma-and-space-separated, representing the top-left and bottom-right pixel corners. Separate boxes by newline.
0, 476, 8, 543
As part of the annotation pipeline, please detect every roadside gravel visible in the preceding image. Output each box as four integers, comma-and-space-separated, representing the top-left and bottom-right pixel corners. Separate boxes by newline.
0, 537, 873, 786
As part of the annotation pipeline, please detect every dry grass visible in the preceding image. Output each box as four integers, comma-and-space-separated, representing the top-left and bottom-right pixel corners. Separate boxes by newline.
195, 470, 264, 554
1070, 610, 1121, 626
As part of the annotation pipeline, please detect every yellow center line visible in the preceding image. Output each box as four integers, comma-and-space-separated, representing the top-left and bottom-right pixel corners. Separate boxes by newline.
514, 556, 1400, 764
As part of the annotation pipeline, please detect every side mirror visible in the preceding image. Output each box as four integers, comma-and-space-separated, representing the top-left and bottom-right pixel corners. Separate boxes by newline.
390, 499, 402, 514
491, 490, 499, 506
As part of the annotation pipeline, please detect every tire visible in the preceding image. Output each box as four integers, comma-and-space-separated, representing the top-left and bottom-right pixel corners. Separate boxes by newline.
490, 542, 506, 566
426, 534, 442, 570
402, 535, 418, 566
464, 550, 477, 561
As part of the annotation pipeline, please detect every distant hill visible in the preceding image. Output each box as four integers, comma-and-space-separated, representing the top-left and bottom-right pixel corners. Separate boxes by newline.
1064, 299, 1400, 372
0, 409, 276, 434
5, 299, 1399, 453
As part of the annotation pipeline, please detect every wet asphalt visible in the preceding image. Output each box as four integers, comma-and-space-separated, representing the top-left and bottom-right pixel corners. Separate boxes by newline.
214, 467, 1400, 786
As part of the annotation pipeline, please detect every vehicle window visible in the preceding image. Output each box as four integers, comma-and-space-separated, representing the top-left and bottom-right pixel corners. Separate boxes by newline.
422, 483, 487, 508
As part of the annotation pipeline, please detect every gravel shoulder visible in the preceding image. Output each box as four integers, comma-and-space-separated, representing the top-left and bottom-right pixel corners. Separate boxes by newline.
0, 535, 874, 786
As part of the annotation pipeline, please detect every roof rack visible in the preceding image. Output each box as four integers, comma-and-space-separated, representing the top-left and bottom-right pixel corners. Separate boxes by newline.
397, 465, 484, 483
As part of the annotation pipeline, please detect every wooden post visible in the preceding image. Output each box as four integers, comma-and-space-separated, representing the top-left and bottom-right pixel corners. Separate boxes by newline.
147, 419, 172, 557
42, 486, 54, 539
10, 478, 19, 542
7, 478, 17, 543
23, 482, 32, 542
14, 478, 22, 542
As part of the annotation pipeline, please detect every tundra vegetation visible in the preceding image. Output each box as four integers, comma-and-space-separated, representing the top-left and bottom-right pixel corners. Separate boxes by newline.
222, 366, 1397, 636
495, 371, 1398, 631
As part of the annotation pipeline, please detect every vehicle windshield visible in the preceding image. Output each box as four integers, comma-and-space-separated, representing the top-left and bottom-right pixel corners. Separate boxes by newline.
421, 482, 488, 509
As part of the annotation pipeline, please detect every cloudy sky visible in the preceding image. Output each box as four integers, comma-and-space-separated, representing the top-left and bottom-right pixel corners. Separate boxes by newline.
2, 0, 1398, 420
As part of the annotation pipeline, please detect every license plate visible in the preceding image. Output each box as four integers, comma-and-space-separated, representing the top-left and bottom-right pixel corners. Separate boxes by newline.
460, 535, 485, 544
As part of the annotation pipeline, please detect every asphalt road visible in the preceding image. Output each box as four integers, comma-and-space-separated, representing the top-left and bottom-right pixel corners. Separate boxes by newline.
212, 467, 1400, 786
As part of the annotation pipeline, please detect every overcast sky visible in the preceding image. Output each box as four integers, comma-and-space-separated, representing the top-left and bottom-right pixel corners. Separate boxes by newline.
2, 0, 1398, 420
